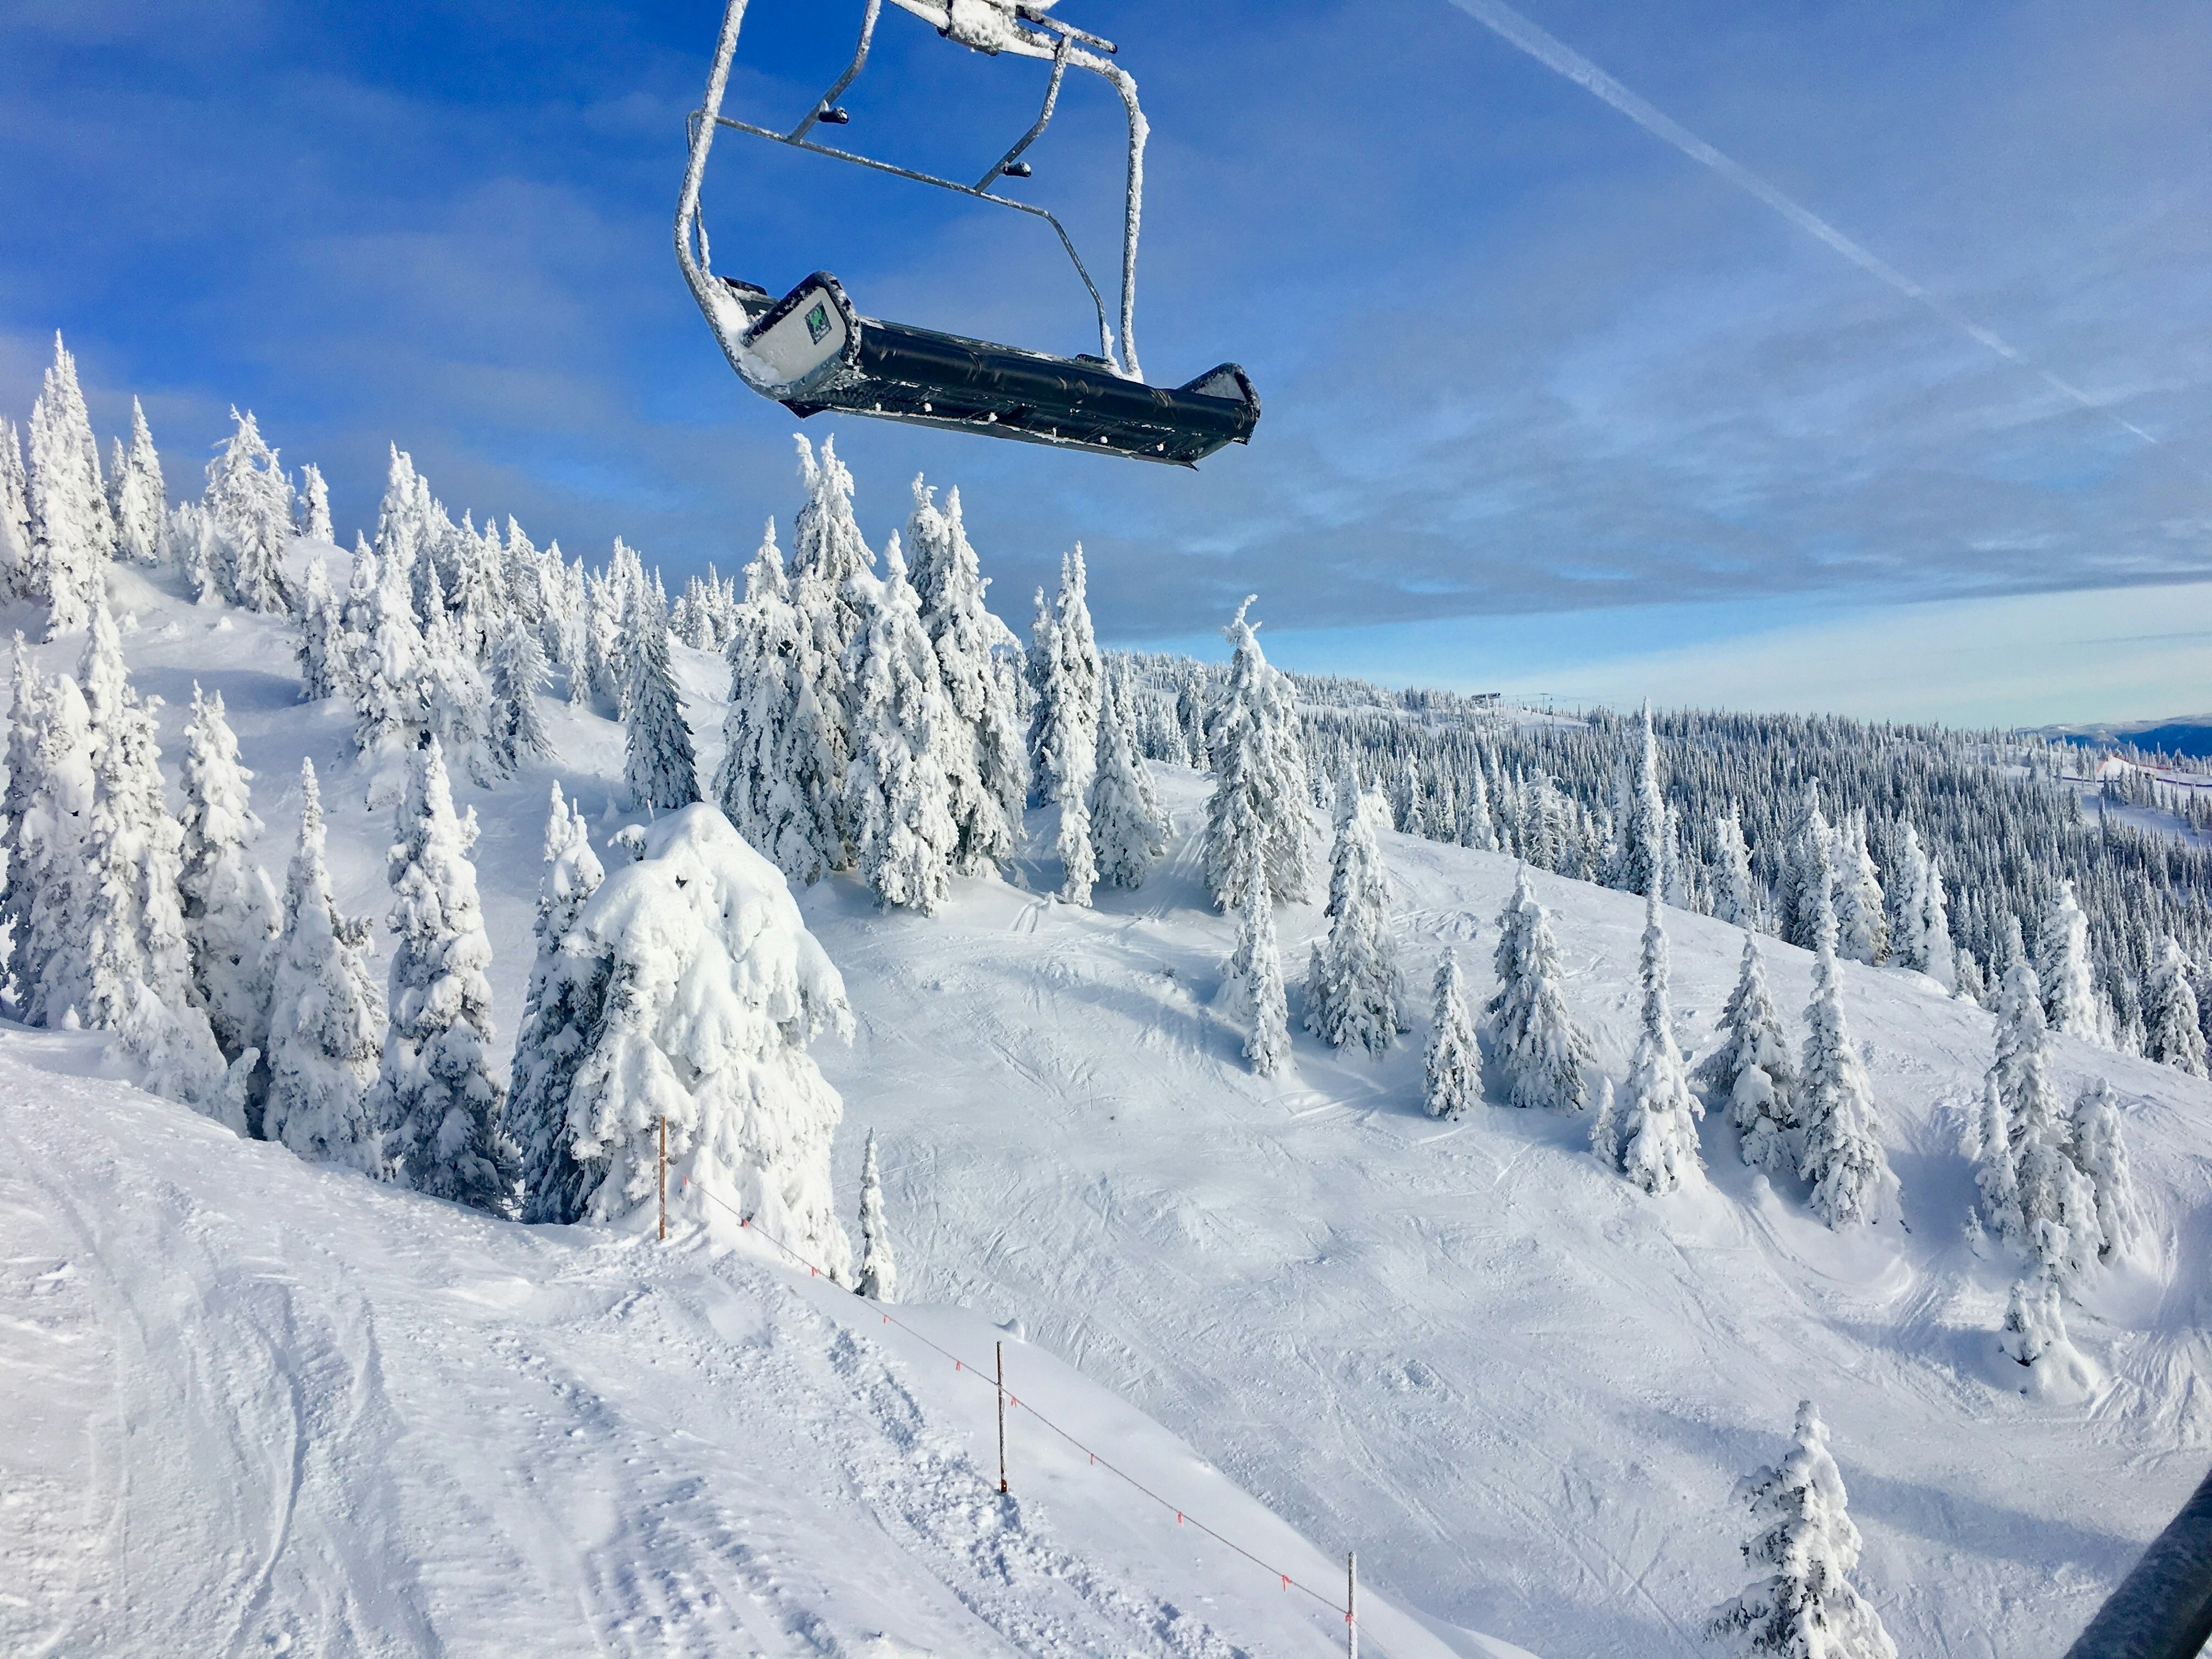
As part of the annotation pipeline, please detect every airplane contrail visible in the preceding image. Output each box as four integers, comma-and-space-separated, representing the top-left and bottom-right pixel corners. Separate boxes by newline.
1444, 0, 2161, 448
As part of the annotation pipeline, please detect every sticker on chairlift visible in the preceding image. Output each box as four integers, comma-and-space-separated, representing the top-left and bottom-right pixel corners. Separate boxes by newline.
805, 303, 832, 344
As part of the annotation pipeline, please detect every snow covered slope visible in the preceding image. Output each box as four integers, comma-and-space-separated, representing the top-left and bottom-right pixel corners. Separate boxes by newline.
808, 769, 2212, 1659
0, 1033, 1522, 1659
7, 562, 2211, 1659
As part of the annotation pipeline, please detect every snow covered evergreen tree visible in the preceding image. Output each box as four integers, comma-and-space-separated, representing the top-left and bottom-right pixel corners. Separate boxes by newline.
1304, 766, 1404, 1055
1797, 874, 1893, 1228
856, 1129, 896, 1301
1460, 762, 1496, 851
1203, 597, 1311, 911
843, 535, 961, 914
2067, 1080, 2141, 1267
583, 568, 627, 716
202, 408, 295, 613
1176, 668, 1210, 772
1888, 823, 1955, 988
351, 547, 430, 761
444, 512, 506, 658
1025, 551, 1104, 903
1027, 548, 1102, 800
1832, 810, 1888, 966
1225, 841, 1290, 1076
906, 478, 1024, 872
623, 583, 699, 812
556, 805, 855, 1268
418, 563, 491, 781
789, 434, 877, 673
2036, 881, 2105, 1046
24, 333, 112, 634
293, 552, 352, 701
1090, 671, 1168, 891
263, 760, 384, 1169
370, 445, 431, 601
1980, 959, 2105, 1285
1709, 1400, 1897, 1659
715, 521, 844, 887
1600, 887, 1703, 1194
1781, 784, 1835, 952
1608, 705, 1666, 901
1423, 948, 1480, 1119
0, 418, 33, 601
1998, 1267, 2070, 1370
111, 398, 166, 566
179, 685, 280, 1078
1699, 933, 1798, 1176
297, 461, 334, 544
502, 518, 547, 642
2145, 935, 2207, 1077
1710, 802, 1759, 931
1484, 867, 1592, 1112
364, 738, 516, 1211
0, 648, 96, 1025
487, 615, 554, 778
77, 592, 234, 1118
509, 783, 610, 1225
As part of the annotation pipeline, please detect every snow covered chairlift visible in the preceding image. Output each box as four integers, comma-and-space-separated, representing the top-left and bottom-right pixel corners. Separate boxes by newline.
674, 0, 1261, 467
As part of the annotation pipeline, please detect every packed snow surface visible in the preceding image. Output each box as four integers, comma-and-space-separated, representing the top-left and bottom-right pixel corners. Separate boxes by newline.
5, 564, 2211, 1658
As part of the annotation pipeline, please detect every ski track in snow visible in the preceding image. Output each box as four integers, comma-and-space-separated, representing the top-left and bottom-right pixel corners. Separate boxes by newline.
3, 564, 2210, 1658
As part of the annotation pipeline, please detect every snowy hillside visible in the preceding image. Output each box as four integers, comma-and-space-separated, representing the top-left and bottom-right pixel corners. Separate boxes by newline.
812, 767, 2212, 1659
3, 559, 2208, 1658
0, 1039, 1513, 1659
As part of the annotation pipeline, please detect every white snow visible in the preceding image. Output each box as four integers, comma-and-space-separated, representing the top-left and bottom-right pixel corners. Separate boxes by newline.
3, 560, 2210, 1658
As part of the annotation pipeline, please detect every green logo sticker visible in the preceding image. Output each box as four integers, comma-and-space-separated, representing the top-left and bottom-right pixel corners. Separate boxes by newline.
805, 303, 831, 344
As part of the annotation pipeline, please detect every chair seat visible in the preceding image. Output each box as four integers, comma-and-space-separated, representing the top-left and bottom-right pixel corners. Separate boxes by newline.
724, 274, 1260, 467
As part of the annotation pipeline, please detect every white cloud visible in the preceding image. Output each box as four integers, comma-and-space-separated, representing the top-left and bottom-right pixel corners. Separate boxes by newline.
1239, 579, 2212, 727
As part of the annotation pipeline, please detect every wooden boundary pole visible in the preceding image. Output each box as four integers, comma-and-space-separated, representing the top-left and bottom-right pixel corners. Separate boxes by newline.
997, 1340, 1009, 1494
658, 1115, 668, 1241
1347, 1551, 1357, 1659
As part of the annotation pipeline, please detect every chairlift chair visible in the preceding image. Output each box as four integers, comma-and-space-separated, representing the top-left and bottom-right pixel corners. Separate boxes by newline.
673, 0, 1261, 468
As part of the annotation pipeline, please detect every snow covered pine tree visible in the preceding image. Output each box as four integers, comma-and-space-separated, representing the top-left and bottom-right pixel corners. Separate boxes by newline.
1026, 549, 1102, 904
1797, 873, 1895, 1228
856, 1128, 896, 1301
1698, 933, 1797, 1176
1203, 597, 1310, 911
623, 576, 700, 812
1423, 948, 1480, 1119
509, 784, 610, 1225
1090, 671, 1169, 890
558, 805, 855, 1272
1710, 1400, 1897, 1659
366, 738, 520, 1213
1484, 867, 1592, 1112
843, 533, 962, 914
179, 685, 281, 1092
263, 760, 385, 1171
716, 520, 845, 887
1598, 886, 1703, 1194
1304, 764, 1404, 1055
904, 477, 1024, 874
1225, 840, 1290, 1077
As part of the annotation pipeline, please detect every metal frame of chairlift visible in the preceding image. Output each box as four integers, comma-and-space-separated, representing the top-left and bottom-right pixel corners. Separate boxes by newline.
673, 0, 1262, 467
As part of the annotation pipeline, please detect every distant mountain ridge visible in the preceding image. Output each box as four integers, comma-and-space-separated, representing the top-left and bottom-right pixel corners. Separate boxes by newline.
2035, 715, 2212, 757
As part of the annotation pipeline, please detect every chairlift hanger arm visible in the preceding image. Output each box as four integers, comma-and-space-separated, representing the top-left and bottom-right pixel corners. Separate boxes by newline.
676, 0, 1146, 379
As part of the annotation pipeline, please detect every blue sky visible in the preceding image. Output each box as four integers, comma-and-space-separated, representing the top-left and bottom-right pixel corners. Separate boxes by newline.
2, 0, 2207, 723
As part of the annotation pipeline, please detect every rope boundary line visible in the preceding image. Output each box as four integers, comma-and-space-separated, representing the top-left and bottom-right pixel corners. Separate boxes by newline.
681, 1176, 1351, 1619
